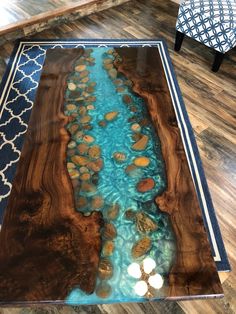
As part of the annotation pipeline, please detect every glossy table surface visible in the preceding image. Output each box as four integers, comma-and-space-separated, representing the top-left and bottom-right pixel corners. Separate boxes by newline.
0, 46, 223, 305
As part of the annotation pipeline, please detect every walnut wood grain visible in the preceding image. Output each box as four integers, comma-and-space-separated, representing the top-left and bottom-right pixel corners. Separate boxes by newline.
115, 47, 223, 298
0, 48, 103, 302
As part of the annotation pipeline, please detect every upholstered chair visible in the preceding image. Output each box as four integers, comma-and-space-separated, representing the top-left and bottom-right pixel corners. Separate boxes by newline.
175, 0, 236, 71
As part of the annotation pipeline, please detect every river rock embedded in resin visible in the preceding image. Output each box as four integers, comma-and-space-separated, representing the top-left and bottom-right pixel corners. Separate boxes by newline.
105, 111, 119, 121
137, 178, 155, 193
132, 134, 149, 151
103, 223, 117, 240
98, 258, 113, 280
132, 237, 152, 258
135, 212, 158, 233
113, 151, 126, 163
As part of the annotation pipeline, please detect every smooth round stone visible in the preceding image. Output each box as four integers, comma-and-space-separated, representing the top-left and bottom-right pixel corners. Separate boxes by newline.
75, 64, 86, 72
125, 164, 138, 176
87, 159, 103, 172
104, 63, 113, 70
124, 80, 133, 87
80, 70, 89, 78
66, 104, 76, 111
67, 162, 75, 169
103, 58, 113, 64
113, 152, 126, 163
83, 135, 95, 143
89, 82, 96, 87
67, 149, 75, 156
102, 241, 114, 256
86, 86, 94, 93
91, 196, 104, 209
131, 123, 141, 132
96, 282, 112, 299
98, 120, 107, 127
137, 178, 155, 193
113, 79, 123, 86
69, 169, 80, 179
80, 166, 89, 173
68, 83, 76, 91
125, 209, 136, 220
107, 49, 114, 55
123, 94, 132, 104
78, 83, 86, 89
77, 143, 89, 155
132, 134, 149, 151
108, 68, 117, 79
88, 145, 101, 159
76, 196, 87, 209
71, 155, 89, 166
89, 96, 97, 103
81, 77, 89, 83
80, 173, 91, 181
80, 115, 91, 124
68, 90, 81, 99
132, 133, 143, 142
103, 223, 117, 240
78, 106, 87, 116
98, 258, 113, 280
82, 91, 90, 98
131, 237, 152, 258
130, 106, 138, 113
134, 156, 150, 167
81, 182, 96, 193
135, 212, 158, 233
71, 112, 78, 118
87, 104, 95, 110
82, 124, 93, 131
75, 131, 84, 140
69, 124, 79, 134
105, 111, 119, 121
106, 203, 119, 220
68, 141, 76, 149
116, 86, 125, 93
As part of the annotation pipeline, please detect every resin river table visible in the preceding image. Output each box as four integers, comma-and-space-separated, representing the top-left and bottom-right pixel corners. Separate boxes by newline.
0, 45, 223, 304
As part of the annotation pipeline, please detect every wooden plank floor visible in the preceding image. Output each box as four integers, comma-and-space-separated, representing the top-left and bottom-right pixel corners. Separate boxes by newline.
0, 0, 90, 28
0, 0, 235, 313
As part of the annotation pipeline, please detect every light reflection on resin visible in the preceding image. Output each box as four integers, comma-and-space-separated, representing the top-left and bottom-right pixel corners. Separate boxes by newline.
128, 258, 164, 298
64, 47, 176, 304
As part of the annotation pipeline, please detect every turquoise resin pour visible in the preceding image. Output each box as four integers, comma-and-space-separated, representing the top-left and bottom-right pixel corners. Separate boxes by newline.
64, 48, 176, 304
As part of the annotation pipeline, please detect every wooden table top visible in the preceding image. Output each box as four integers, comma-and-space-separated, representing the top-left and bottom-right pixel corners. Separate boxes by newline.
0, 45, 223, 305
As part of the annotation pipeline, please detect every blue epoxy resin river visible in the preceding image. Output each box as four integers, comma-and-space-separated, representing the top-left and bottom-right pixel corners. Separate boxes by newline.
64, 48, 176, 304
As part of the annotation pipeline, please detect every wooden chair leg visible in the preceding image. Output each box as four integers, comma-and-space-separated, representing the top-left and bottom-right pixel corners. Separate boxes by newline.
212, 51, 225, 72
174, 31, 185, 51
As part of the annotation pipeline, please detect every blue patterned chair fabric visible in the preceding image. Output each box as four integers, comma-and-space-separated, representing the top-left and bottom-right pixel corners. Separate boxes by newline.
176, 0, 236, 53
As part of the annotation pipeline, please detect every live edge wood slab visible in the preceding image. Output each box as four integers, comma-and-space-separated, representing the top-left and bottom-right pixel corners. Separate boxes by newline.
115, 47, 223, 298
0, 47, 223, 304
0, 49, 103, 302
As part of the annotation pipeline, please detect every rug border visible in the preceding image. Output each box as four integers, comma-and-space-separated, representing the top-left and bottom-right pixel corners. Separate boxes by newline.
0, 38, 230, 272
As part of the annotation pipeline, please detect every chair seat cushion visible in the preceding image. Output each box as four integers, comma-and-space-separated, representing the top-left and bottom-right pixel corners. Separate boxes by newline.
176, 0, 236, 53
